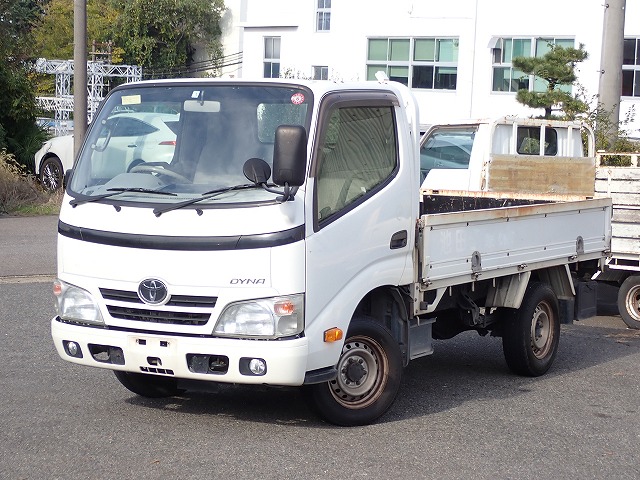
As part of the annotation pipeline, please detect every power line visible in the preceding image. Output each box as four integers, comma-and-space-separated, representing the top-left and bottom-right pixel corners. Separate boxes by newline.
142, 52, 243, 78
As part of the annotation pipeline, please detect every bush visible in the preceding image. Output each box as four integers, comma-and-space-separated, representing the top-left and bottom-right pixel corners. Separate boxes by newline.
598, 152, 640, 167
0, 149, 60, 215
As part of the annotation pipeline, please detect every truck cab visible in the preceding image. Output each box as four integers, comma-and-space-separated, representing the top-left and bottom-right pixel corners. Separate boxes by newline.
420, 117, 596, 197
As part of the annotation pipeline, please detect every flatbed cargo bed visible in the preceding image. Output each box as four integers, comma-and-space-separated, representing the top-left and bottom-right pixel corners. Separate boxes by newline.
418, 191, 612, 290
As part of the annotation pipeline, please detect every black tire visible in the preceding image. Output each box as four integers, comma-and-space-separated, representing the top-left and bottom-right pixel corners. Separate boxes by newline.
39, 155, 64, 191
502, 282, 560, 377
617, 276, 640, 329
304, 317, 403, 426
113, 370, 182, 398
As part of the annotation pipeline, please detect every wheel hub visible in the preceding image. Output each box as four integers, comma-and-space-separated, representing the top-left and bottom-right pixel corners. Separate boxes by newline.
530, 303, 553, 358
330, 337, 383, 403
344, 356, 367, 384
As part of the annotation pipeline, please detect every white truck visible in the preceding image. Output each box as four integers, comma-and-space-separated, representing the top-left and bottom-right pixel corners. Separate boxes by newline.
51, 78, 612, 426
420, 116, 596, 197
594, 152, 640, 329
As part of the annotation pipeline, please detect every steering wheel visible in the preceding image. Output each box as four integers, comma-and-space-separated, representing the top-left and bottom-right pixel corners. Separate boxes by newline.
130, 164, 191, 183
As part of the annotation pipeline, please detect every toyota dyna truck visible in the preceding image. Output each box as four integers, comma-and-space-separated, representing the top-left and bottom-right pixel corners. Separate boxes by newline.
51, 78, 612, 426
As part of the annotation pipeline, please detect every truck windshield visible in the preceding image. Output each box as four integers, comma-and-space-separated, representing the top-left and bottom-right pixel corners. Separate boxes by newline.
69, 83, 312, 206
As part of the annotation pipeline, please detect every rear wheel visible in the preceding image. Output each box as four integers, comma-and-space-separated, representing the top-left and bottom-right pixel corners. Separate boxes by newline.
502, 282, 560, 377
113, 371, 182, 398
617, 276, 640, 329
305, 317, 403, 426
39, 155, 63, 191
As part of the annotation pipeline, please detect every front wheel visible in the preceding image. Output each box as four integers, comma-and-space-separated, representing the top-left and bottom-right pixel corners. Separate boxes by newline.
113, 371, 183, 398
617, 276, 640, 329
502, 282, 560, 377
305, 317, 403, 426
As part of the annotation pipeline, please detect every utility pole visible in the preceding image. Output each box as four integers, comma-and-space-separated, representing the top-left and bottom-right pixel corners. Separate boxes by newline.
73, 0, 87, 159
598, 0, 626, 148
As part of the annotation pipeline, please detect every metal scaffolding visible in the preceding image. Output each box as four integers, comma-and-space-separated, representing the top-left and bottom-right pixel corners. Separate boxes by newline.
34, 58, 142, 136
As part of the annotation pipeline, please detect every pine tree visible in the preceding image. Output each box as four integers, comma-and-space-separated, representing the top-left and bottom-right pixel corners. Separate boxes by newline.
513, 43, 588, 118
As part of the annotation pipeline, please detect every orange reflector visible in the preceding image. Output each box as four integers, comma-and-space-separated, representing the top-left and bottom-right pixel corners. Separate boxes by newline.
52, 281, 62, 296
324, 327, 343, 343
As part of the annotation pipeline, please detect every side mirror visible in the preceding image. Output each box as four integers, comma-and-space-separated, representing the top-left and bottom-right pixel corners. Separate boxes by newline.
63, 169, 73, 189
273, 125, 307, 187
243, 157, 271, 184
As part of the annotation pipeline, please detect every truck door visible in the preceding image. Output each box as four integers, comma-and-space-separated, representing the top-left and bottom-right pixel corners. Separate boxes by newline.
304, 92, 413, 343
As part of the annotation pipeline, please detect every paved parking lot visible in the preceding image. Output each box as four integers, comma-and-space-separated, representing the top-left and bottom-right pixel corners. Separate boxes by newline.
1, 214, 639, 479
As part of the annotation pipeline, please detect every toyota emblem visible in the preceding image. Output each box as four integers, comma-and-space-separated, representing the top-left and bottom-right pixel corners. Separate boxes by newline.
138, 279, 169, 305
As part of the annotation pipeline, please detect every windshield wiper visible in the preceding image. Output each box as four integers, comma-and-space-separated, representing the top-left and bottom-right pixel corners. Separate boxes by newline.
153, 183, 259, 217
70, 187, 177, 207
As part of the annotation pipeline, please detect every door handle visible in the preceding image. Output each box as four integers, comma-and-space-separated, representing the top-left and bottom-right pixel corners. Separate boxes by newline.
390, 230, 407, 249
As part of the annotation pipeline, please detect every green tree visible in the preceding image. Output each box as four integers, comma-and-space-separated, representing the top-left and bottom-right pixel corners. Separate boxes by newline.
31, 0, 121, 62
114, 0, 225, 78
513, 43, 588, 118
573, 86, 638, 153
0, 0, 48, 168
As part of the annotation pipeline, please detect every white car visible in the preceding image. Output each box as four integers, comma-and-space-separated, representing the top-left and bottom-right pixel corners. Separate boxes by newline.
34, 112, 179, 191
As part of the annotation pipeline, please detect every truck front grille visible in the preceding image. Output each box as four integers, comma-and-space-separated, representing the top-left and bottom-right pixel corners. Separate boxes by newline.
106, 305, 210, 326
100, 288, 215, 326
100, 288, 217, 308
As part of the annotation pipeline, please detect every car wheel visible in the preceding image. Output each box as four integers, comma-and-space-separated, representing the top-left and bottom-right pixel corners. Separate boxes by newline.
617, 276, 640, 329
39, 155, 64, 191
502, 282, 560, 377
304, 317, 403, 426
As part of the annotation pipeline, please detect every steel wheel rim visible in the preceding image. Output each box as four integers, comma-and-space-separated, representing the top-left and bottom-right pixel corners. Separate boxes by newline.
624, 284, 640, 321
328, 335, 388, 409
530, 301, 554, 359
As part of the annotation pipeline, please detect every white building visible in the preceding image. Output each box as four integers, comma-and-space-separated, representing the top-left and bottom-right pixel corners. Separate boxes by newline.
218, 0, 640, 137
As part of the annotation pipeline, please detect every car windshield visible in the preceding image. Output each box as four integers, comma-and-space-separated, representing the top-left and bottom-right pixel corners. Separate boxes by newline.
69, 83, 312, 206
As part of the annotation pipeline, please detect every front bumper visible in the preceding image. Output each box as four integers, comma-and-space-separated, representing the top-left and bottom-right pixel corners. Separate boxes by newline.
51, 317, 309, 386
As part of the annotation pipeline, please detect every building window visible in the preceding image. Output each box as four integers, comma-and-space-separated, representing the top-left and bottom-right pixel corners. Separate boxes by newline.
316, 0, 331, 32
623, 38, 640, 97
313, 66, 328, 80
492, 37, 574, 93
264, 37, 281, 78
366, 37, 459, 90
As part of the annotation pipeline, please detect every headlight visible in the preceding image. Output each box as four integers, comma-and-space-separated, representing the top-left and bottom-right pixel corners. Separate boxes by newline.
214, 294, 304, 338
53, 279, 104, 325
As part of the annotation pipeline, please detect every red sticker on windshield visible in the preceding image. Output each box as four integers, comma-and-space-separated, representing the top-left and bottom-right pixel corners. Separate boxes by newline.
291, 93, 305, 105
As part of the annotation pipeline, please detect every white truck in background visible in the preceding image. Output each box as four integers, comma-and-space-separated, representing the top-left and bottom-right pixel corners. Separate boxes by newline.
420, 116, 595, 197
51, 79, 611, 426
594, 152, 640, 329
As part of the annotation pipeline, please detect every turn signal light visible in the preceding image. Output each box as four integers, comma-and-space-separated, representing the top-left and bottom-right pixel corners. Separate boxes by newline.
323, 327, 343, 343
274, 300, 295, 316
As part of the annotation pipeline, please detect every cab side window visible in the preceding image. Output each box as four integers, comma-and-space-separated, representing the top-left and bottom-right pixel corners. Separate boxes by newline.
315, 105, 397, 224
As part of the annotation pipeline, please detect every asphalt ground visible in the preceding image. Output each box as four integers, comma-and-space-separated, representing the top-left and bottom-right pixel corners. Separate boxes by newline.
1, 214, 639, 479
0, 214, 58, 281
